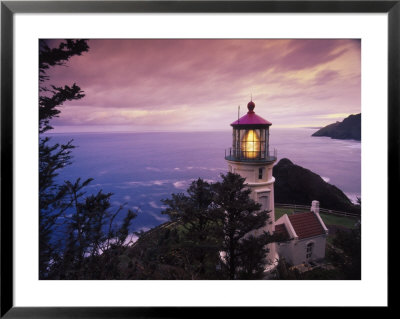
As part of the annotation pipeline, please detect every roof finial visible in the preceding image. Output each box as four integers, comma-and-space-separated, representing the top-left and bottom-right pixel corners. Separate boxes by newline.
247, 97, 255, 112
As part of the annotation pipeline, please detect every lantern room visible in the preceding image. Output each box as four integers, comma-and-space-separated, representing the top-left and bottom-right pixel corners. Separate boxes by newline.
225, 100, 277, 162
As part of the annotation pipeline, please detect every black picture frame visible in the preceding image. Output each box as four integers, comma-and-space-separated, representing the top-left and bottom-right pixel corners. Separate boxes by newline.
1, 1, 395, 317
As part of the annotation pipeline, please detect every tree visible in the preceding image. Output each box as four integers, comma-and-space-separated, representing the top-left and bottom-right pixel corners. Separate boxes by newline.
39, 40, 136, 279
328, 197, 361, 280
161, 173, 275, 280
329, 222, 361, 279
49, 178, 137, 279
39, 39, 90, 278
162, 179, 223, 279
126, 224, 195, 280
116, 174, 277, 280
39, 39, 89, 133
213, 172, 273, 279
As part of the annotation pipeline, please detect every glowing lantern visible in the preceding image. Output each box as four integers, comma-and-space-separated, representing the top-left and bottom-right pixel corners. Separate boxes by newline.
241, 129, 260, 159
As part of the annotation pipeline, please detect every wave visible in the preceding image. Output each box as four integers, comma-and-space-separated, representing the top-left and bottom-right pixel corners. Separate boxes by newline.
147, 211, 169, 222
173, 180, 190, 189
173, 178, 216, 190
344, 192, 361, 204
149, 201, 167, 209
145, 167, 161, 172
126, 180, 170, 187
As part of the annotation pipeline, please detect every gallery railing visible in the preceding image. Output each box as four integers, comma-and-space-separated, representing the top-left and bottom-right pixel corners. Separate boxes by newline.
224, 148, 277, 162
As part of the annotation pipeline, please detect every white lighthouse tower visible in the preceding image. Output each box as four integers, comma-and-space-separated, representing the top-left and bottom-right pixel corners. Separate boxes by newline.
225, 100, 278, 267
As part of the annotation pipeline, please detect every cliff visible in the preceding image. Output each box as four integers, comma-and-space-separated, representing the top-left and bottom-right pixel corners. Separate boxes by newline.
312, 113, 361, 141
273, 158, 360, 214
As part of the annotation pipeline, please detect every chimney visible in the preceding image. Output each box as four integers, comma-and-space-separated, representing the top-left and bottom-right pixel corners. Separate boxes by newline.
311, 200, 320, 215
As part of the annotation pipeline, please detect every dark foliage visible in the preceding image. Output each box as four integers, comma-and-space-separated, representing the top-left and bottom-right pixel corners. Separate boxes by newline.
39, 40, 136, 280
126, 224, 196, 280
39, 40, 90, 277
124, 174, 276, 280
39, 39, 89, 134
48, 179, 137, 280
275, 256, 343, 280
162, 179, 224, 278
234, 234, 272, 279
328, 222, 361, 279
213, 172, 273, 279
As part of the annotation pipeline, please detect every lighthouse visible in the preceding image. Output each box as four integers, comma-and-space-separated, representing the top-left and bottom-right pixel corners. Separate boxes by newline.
225, 99, 278, 267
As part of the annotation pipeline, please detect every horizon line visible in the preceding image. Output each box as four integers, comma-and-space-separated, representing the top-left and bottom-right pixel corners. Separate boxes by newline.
45, 126, 322, 135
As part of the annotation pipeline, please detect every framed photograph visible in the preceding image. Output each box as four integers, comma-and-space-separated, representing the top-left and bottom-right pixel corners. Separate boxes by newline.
1, 0, 394, 316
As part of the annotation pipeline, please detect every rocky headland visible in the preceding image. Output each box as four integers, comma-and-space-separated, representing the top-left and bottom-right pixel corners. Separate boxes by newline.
312, 113, 361, 141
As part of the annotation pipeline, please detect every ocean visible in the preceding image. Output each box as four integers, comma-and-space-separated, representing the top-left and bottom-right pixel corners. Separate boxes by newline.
47, 128, 361, 233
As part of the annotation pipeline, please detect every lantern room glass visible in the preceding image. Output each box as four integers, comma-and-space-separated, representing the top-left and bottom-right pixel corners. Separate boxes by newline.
232, 127, 269, 160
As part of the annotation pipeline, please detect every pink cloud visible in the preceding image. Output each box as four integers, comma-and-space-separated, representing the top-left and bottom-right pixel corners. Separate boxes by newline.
43, 39, 361, 131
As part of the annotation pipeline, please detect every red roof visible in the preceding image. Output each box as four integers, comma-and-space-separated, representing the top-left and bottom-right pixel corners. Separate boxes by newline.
231, 112, 272, 126
275, 224, 290, 241
288, 212, 325, 239
231, 101, 272, 126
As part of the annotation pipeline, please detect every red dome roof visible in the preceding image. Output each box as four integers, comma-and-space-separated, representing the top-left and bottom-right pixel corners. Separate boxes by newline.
231, 100, 272, 126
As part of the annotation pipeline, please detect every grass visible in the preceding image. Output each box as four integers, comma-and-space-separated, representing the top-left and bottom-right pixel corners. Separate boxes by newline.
274, 207, 359, 229
319, 212, 359, 229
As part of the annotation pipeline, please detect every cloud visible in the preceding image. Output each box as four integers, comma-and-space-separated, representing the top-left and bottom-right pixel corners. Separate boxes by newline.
316, 113, 352, 119
313, 70, 340, 86
45, 39, 361, 132
274, 39, 350, 72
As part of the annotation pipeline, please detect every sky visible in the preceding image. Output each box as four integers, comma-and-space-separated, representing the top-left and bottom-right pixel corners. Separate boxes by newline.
44, 39, 361, 133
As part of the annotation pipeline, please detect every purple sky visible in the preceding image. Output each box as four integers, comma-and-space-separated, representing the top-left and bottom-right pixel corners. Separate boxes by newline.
45, 39, 361, 133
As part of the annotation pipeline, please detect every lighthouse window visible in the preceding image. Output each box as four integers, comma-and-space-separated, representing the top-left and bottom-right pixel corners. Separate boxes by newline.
258, 168, 263, 179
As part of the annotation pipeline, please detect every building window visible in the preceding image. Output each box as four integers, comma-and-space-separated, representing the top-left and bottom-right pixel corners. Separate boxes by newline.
258, 168, 263, 179
306, 243, 314, 259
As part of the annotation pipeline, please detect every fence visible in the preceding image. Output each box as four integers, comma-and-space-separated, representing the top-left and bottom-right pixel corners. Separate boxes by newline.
275, 203, 360, 218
